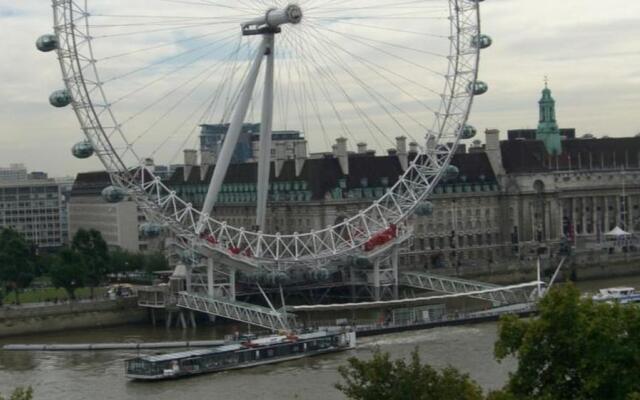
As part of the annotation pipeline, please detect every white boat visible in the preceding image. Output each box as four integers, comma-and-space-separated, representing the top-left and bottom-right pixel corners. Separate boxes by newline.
592, 287, 640, 304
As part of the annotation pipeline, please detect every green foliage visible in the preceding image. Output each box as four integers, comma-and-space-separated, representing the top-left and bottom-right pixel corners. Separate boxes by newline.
495, 284, 640, 400
108, 248, 133, 274
484, 390, 518, 400
2, 286, 106, 304
143, 252, 170, 273
0, 387, 33, 400
71, 229, 110, 294
0, 229, 36, 305
336, 348, 484, 400
109, 249, 169, 274
48, 248, 86, 300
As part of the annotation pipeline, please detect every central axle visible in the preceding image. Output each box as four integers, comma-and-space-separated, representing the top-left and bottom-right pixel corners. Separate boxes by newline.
241, 4, 303, 35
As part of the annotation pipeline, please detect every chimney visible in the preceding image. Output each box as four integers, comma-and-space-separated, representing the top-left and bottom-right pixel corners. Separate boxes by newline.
294, 140, 307, 177
396, 136, 408, 170
409, 142, 419, 154
201, 150, 216, 180
357, 142, 368, 154
485, 129, 505, 176
183, 149, 198, 181
275, 141, 287, 178
336, 137, 349, 175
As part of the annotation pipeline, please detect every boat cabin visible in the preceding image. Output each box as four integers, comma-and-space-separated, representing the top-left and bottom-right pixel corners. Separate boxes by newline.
126, 331, 354, 380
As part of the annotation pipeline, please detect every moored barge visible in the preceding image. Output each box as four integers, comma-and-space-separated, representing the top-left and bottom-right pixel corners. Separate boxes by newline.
126, 330, 356, 381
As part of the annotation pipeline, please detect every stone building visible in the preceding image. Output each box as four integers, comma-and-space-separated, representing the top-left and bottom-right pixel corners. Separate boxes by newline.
164, 83, 640, 271
168, 136, 503, 270
68, 172, 144, 252
70, 83, 640, 272
0, 177, 68, 249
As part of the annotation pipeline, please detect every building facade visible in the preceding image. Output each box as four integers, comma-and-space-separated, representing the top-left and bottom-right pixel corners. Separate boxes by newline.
165, 84, 640, 271
72, 84, 640, 272
68, 172, 144, 252
0, 178, 67, 249
200, 123, 259, 165
0, 164, 28, 182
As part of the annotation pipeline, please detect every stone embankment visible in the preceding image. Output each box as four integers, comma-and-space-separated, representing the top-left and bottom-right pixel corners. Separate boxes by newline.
436, 252, 640, 285
0, 297, 146, 338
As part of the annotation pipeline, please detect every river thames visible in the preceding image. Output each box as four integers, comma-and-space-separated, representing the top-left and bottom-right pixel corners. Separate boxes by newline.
2, 276, 639, 399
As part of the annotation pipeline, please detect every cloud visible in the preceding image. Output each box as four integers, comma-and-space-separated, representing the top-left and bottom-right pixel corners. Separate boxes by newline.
1, 0, 639, 177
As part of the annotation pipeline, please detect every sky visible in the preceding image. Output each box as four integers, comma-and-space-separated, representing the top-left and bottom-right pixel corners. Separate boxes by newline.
0, 0, 639, 177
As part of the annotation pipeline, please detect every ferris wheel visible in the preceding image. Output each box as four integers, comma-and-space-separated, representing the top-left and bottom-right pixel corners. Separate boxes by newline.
40, 0, 490, 271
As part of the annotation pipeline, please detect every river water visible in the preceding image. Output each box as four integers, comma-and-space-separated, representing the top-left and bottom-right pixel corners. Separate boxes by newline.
2, 275, 640, 399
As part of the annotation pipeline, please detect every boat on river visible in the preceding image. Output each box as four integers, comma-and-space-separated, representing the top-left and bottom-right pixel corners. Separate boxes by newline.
591, 287, 640, 304
126, 330, 356, 381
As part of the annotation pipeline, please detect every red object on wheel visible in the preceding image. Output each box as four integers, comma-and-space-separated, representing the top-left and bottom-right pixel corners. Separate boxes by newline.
364, 224, 398, 252
206, 234, 218, 245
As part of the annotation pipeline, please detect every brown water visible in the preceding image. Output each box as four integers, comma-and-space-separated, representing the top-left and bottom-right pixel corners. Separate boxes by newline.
0, 323, 512, 399
2, 275, 640, 399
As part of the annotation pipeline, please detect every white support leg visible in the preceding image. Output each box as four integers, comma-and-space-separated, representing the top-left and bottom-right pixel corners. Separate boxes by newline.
230, 267, 237, 301
185, 265, 192, 293
197, 37, 269, 232
256, 34, 275, 231
207, 258, 214, 298
392, 246, 399, 300
373, 260, 381, 301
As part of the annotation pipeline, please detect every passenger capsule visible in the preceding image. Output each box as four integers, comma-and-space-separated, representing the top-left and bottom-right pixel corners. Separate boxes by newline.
460, 125, 477, 140
312, 268, 330, 281
273, 272, 290, 286
101, 185, 126, 203
140, 223, 162, 238
415, 201, 434, 217
180, 249, 202, 264
468, 81, 488, 96
49, 89, 72, 108
443, 165, 460, 182
471, 34, 492, 49
71, 140, 94, 159
36, 34, 58, 52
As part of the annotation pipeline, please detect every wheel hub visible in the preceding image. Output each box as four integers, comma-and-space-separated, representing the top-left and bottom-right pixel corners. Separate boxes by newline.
242, 4, 303, 35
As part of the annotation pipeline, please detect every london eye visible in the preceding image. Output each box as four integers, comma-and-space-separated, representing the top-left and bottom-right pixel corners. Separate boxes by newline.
39, 0, 490, 323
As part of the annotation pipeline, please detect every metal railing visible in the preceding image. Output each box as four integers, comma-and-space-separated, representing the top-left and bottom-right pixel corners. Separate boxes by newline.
176, 291, 295, 331
400, 271, 534, 305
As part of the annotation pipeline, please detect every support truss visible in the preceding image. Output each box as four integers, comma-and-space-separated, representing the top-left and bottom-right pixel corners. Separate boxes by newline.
177, 291, 295, 332
401, 272, 535, 305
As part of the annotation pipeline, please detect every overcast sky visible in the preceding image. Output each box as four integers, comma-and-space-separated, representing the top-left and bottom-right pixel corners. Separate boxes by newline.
0, 0, 639, 177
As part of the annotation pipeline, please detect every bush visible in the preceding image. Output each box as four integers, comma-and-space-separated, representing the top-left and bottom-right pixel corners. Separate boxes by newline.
336, 348, 484, 400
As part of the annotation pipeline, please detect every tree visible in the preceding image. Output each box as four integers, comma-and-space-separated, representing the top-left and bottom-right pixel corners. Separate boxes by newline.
0, 387, 33, 400
0, 229, 36, 305
71, 229, 110, 298
48, 248, 86, 300
336, 348, 484, 400
108, 248, 133, 275
143, 252, 169, 273
495, 284, 640, 400
108, 249, 168, 275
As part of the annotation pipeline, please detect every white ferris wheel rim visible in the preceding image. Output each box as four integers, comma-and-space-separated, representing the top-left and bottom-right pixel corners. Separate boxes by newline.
51, 0, 483, 267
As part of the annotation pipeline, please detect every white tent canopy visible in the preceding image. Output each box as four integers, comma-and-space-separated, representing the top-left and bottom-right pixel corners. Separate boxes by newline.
605, 226, 632, 238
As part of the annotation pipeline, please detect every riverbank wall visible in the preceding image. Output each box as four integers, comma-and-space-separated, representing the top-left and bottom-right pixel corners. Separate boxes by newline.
434, 252, 640, 286
0, 298, 147, 338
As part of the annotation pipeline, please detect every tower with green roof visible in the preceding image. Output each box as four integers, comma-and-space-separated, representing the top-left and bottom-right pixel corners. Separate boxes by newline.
536, 79, 562, 155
